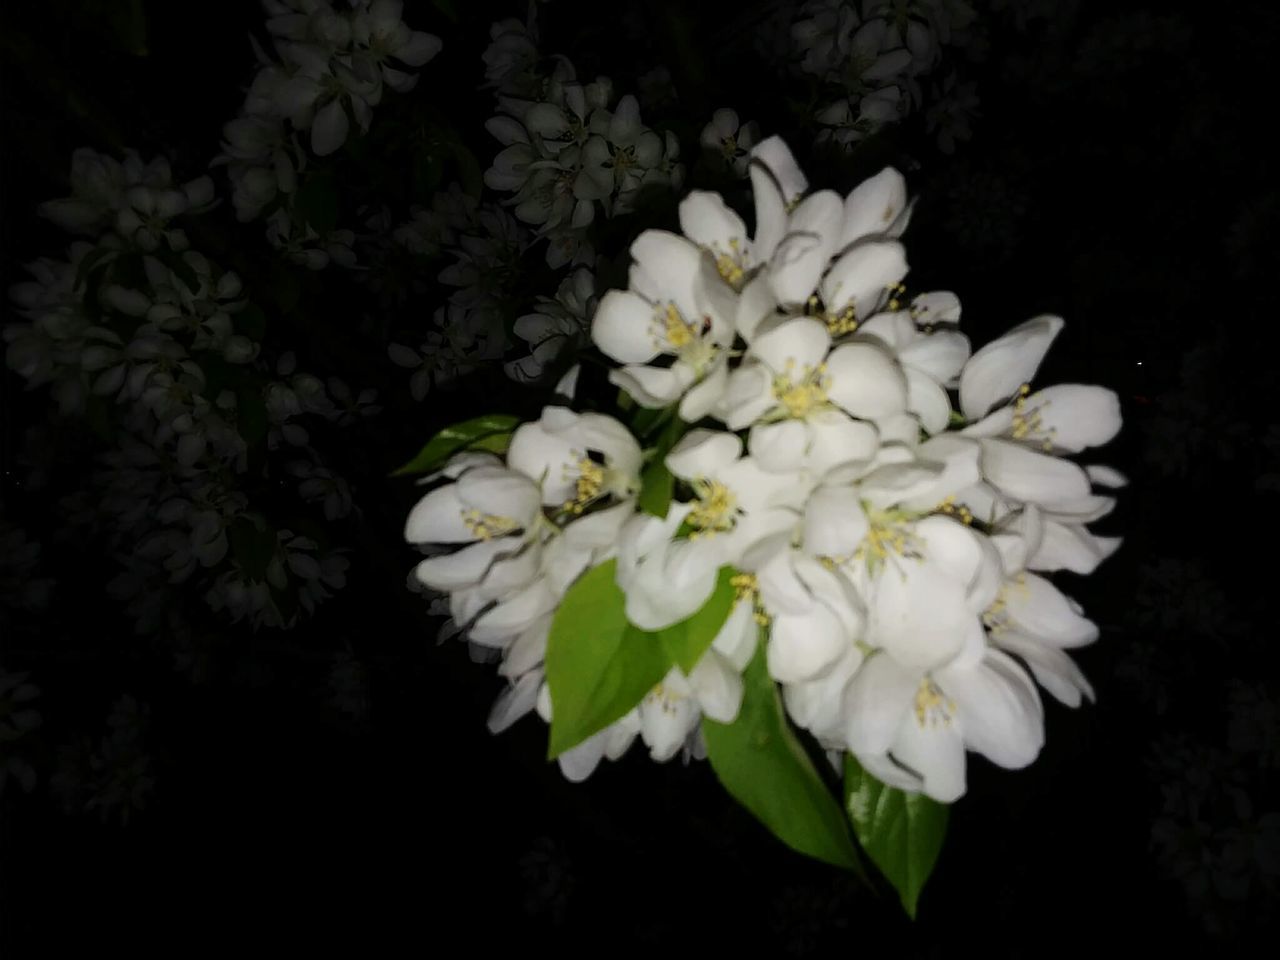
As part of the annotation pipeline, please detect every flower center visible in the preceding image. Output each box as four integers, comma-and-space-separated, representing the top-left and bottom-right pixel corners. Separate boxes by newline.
714, 238, 747, 289
657, 304, 719, 375
805, 294, 858, 337
687, 478, 739, 536
646, 682, 686, 713
772, 361, 830, 419
462, 509, 520, 541
1011, 384, 1057, 452
855, 506, 921, 573
914, 678, 956, 728
730, 572, 771, 625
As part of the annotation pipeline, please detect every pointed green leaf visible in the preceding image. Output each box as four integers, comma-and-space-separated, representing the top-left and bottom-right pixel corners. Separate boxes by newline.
843, 753, 948, 918
703, 644, 863, 872
391, 414, 519, 477
655, 566, 738, 673
545, 560, 670, 758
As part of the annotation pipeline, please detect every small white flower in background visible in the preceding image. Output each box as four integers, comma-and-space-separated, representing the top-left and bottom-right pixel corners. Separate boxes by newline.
700, 108, 760, 178
925, 74, 980, 154
505, 267, 597, 384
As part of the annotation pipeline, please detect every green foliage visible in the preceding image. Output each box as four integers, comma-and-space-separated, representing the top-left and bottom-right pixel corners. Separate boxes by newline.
654, 566, 737, 674
843, 753, 949, 918
391, 414, 520, 476
703, 643, 864, 873
545, 560, 670, 758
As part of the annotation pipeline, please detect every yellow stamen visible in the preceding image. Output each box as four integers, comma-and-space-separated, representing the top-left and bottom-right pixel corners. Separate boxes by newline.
730, 572, 771, 625
562, 457, 605, 515
462, 509, 519, 541
772, 360, 830, 419
687, 478, 739, 536
914, 677, 956, 727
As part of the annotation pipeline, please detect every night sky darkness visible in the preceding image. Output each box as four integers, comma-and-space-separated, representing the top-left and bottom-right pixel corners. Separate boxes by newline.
2, 1, 1278, 954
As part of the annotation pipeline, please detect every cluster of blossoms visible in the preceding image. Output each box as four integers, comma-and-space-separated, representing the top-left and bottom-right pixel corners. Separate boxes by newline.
482, 17, 685, 269
781, 0, 982, 152
389, 191, 533, 397
4, 148, 372, 634
404, 136, 1122, 799
216, 0, 441, 265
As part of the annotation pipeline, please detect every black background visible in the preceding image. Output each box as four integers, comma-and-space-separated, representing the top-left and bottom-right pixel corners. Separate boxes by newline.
3, 0, 1278, 953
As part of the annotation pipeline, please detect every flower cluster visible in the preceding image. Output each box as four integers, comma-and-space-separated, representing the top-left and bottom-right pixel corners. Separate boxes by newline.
5, 147, 372, 635
784, 0, 982, 151
216, 0, 441, 264
481, 17, 684, 268
404, 136, 1123, 800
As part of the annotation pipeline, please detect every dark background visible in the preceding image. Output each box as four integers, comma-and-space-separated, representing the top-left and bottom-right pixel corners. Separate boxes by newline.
3, 0, 1278, 953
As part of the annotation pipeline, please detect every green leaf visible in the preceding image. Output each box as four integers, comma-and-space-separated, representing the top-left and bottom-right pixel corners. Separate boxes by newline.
545, 560, 671, 759
637, 414, 684, 518
391, 414, 519, 477
843, 753, 948, 918
703, 644, 864, 873
655, 566, 738, 674
294, 172, 339, 234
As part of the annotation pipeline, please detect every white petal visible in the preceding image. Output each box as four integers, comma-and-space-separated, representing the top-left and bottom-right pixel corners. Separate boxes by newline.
311, 99, 350, 157
688, 651, 743, 723
609, 364, 694, 408
679, 190, 748, 258
899, 331, 970, 384
679, 356, 729, 421
413, 536, 520, 590
767, 603, 848, 683
994, 631, 1094, 707
980, 439, 1092, 506
487, 670, 543, 733
750, 316, 831, 373
736, 274, 778, 342
720, 363, 775, 429
825, 341, 907, 420
404, 484, 472, 543
906, 366, 951, 435
665, 428, 742, 479
805, 410, 879, 478
749, 420, 810, 472
804, 485, 869, 558
592, 290, 662, 364
768, 190, 843, 306
938, 649, 1044, 770
820, 241, 908, 319
959, 315, 1064, 420
1086, 464, 1128, 488
750, 135, 808, 203
1027, 384, 1122, 453
558, 730, 607, 781
1002, 572, 1099, 647
890, 709, 967, 803
840, 167, 908, 249
845, 652, 919, 756
628, 230, 702, 321
1027, 519, 1120, 575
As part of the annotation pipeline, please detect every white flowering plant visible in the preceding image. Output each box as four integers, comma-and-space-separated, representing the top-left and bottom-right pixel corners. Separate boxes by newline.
401, 135, 1123, 915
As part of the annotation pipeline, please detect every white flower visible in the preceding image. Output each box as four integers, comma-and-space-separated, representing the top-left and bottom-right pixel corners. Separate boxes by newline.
699, 108, 760, 177
720, 316, 907, 474
846, 640, 1044, 803
592, 231, 737, 419
505, 268, 597, 384
506, 407, 642, 511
